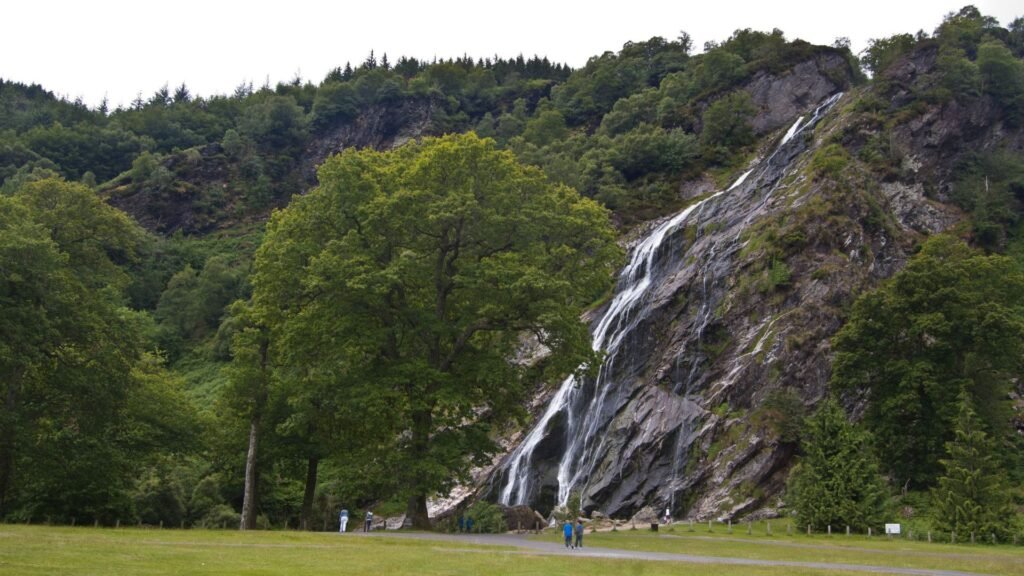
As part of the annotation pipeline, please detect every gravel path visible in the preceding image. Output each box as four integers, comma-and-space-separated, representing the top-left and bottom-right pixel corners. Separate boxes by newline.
370, 532, 991, 576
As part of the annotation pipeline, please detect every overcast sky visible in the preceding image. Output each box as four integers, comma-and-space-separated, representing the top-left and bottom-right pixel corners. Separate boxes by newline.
3, 0, 1020, 109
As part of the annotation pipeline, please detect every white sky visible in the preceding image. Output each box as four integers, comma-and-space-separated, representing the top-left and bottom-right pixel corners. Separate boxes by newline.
2, 0, 1020, 109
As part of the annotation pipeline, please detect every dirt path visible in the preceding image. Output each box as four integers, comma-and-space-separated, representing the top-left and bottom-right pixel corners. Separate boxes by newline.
370, 532, 990, 576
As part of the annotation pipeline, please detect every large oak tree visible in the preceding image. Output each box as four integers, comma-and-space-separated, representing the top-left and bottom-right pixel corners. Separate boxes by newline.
251, 133, 619, 528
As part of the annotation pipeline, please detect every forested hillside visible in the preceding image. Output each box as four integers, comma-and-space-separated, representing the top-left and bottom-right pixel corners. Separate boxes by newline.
1, 5, 1023, 535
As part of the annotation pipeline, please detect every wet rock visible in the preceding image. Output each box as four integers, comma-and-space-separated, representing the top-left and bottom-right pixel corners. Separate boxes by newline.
745, 53, 853, 135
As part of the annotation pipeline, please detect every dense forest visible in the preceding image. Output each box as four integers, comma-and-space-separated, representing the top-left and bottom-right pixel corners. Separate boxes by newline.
2, 5, 1024, 536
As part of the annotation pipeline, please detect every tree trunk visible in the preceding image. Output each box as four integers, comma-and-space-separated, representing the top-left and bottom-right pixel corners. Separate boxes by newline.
239, 340, 269, 531
407, 493, 430, 530
0, 368, 21, 515
405, 408, 433, 530
300, 456, 319, 530
240, 412, 261, 530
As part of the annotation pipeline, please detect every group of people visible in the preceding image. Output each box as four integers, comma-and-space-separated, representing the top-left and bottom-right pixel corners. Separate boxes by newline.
562, 519, 584, 549
337, 509, 376, 533
456, 514, 475, 533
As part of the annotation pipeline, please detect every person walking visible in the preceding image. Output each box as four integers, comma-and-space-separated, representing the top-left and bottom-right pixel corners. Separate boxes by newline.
574, 518, 584, 548
563, 519, 574, 549
339, 508, 349, 533
457, 514, 465, 533
364, 510, 373, 532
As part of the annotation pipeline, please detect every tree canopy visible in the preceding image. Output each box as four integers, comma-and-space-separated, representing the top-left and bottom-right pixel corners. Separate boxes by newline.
250, 133, 620, 527
787, 397, 888, 531
831, 235, 1024, 488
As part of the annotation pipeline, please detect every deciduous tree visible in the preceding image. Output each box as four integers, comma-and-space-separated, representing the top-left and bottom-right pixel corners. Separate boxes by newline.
251, 133, 620, 528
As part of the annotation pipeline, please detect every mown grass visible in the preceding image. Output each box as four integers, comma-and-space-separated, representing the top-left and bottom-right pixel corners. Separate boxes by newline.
563, 521, 1024, 576
0, 524, 906, 576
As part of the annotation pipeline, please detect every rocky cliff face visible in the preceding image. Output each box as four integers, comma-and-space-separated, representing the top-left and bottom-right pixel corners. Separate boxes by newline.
478, 44, 1017, 522
300, 100, 433, 183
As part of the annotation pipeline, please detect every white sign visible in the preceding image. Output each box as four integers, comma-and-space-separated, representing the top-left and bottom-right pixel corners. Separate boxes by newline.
885, 523, 901, 535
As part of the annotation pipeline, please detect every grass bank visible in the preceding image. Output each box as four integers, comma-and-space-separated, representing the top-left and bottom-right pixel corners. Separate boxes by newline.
0, 524, 909, 575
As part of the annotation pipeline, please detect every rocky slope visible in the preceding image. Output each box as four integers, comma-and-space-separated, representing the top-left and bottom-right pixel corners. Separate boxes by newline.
104, 99, 435, 235
477, 42, 1021, 523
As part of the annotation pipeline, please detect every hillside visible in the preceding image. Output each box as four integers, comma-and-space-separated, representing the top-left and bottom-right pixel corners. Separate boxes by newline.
1, 5, 1023, 536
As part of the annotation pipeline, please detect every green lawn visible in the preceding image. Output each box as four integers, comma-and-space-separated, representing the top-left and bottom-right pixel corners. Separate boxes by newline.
0, 524, 929, 576
566, 523, 1024, 576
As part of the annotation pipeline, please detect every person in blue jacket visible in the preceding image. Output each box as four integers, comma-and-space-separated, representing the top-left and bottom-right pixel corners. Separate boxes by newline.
574, 518, 584, 548
563, 519, 574, 548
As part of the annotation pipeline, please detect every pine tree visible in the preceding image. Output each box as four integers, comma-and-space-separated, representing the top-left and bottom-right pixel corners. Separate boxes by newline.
787, 397, 888, 531
932, 390, 1013, 540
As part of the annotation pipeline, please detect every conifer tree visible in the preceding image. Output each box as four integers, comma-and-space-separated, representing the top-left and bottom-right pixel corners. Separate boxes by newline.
932, 390, 1013, 539
787, 397, 888, 531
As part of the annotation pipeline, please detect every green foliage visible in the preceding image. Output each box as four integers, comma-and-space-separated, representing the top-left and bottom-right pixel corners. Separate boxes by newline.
809, 143, 850, 178
700, 92, 756, 161
936, 45, 981, 97
832, 235, 1024, 488
951, 149, 1024, 251
934, 5, 1000, 58
552, 36, 691, 125
522, 108, 568, 146
787, 397, 888, 531
154, 255, 247, 359
932, 390, 1014, 540
237, 94, 309, 155
252, 133, 620, 525
311, 82, 359, 131
0, 178, 167, 521
861, 34, 917, 75
976, 40, 1024, 124
464, 500, 505, 533
753, 389, 806, 444
756, 259, 792, 293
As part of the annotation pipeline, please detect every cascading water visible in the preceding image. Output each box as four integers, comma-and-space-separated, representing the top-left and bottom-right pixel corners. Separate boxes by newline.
497, 92, 843, 511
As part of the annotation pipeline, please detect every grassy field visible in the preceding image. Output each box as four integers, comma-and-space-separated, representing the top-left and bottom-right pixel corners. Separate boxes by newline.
0, 524, 974, 576
558, 522, 1024, 576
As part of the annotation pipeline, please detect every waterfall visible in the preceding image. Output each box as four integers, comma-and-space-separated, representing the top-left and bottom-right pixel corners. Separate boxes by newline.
498, 93, 843, 509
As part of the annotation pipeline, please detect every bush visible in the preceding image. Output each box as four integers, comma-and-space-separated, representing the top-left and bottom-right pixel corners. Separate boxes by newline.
197, 504, 240, 529
464, 501, 505, 533
700, 91, 756, 159
810, 144, 850, 178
